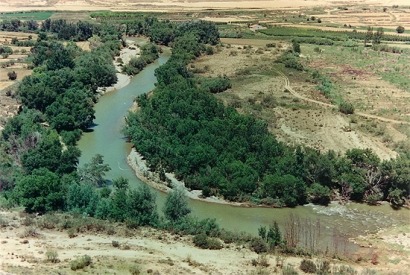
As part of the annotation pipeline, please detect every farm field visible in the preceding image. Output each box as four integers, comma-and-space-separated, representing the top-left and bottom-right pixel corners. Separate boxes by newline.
0, 31, 34, 131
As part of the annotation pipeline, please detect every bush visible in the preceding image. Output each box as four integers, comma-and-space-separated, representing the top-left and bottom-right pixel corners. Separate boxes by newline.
70, 255, 92, 270
112, 240, 120, 247
332, 265, 358, 274
316, 260, 331, 275
67, 228, 77, 238
193, 233, 223, 250
45, 250, 59, 263
129, 265, 142, 275
307, 183, 331, 205
283, 264, 299, 275
249, 237, 268, 254
388, 188, 405, 208
201, 76, 232, 93
396, 26, 405, 34
276, 53, 304, 71
300, 259, 317, 273
21, 227, 40, 238
7, 71, 17, 80
206, 46, 214, 55
339, 101, 355, 114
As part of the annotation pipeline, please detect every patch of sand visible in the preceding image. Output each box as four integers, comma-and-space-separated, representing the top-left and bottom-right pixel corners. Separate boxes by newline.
97, 39, 140, 94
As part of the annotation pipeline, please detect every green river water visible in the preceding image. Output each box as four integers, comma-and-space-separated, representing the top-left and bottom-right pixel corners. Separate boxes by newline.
77, 49, 408, 250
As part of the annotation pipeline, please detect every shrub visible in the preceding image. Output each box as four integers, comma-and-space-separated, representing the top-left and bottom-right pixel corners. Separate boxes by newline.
292, 41, 301, 54
0, 215, 8, 228
112, 240, 120, 248
276, 53, 304, 71
283, 264, 299, 275
316, 260, 331, 275
67, 228, 77, 238
300, 259, 317, 273
37, 214, 60, 229
70, 255, 92, 270
129, 265, 142, 275
201, 76, 232, 93
206, 46, 214, 55
7, 71, 17, 80
307, 183, 331, 205
45, 250, 59, 263
249, 237, 268, 254
388, 188, 405, 208
21, 227, 40, 238
193, 233, 223, 250
332, 265, 358, 274
396, 26, 405, 34
229, 50, 238, 56
339, 101, 355, 114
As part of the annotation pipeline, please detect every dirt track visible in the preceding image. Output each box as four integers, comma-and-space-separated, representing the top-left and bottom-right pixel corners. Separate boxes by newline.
277, 69, 410, 126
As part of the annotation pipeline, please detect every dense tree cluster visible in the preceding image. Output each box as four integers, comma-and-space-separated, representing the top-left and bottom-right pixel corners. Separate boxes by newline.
41, 19, 95, 41
0, 19, 38, 32
0, 28, 118, 212
124, 19, 410, 207
19, 40, 117, 132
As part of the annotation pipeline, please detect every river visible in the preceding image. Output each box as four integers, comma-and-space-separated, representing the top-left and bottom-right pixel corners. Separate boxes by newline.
77, 48, 408, 251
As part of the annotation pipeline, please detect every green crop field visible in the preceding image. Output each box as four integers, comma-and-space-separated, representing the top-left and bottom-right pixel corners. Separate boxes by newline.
0, 11, 54, 21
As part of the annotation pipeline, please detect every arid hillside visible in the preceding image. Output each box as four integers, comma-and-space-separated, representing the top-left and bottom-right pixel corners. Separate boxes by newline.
0, 210, 409, 274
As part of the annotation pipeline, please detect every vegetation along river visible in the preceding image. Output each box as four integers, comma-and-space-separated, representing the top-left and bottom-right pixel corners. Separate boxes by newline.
77, 50, 408, 251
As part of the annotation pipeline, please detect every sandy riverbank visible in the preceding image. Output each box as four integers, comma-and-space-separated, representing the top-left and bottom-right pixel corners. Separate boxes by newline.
97, 39, 140, 94
127, 148, 245, 206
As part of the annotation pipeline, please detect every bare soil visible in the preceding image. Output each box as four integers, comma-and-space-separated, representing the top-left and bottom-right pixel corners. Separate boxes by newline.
0, 210, 407, 275
194, 42, 402, 159
0, 32, 33, 131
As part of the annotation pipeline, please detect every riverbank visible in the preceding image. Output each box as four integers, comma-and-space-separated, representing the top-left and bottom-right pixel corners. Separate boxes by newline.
127, 148, 246, 206
97, 39, 140, 94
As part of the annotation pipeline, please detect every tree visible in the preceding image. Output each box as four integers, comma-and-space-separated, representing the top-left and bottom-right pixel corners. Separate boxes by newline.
109, 177, 129, 221
292, 40, 301, 54
372, 27, 384, 45
261, 174, 306, 207
12, 168, 63, 213
31, 42, 75, 70
163, 187, 191, 222
364, 26, 373, 46
78, 154, 111, 186
45, 87, 95, 131
396, 26, 405, 34
21, 131, 64, 174
307, 182, 331, 205
75, 50, 117, 91
7, 71, 17, 80
126, 184, 159, 227
267, 221, 282, 248
388, 188, 405, 208
66, 182, 100, 215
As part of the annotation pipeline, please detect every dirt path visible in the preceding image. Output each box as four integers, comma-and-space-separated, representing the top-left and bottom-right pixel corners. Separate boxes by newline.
276, 69, 410, 125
